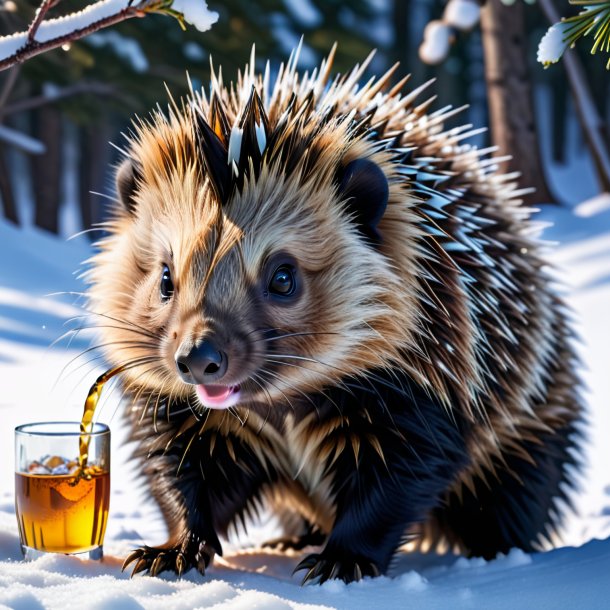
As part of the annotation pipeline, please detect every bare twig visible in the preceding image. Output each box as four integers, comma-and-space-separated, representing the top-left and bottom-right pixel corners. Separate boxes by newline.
538, 0, 610, 192
27, 0, 60, 44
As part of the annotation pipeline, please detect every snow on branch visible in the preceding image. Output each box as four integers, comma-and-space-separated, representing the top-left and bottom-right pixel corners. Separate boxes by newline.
0, 0, 218, 72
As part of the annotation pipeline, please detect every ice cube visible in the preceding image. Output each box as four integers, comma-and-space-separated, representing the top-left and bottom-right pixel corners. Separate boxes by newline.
27, 461, 50, 474
43, 455, 68, 470
28, 466, 51, 475
51, 464, 70, 475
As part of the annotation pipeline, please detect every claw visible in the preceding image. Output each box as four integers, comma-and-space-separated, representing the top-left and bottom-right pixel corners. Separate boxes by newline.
298, 554, 325, 585
131, 557, 149, 577
121, 536, 213, 579
195, 555, 207, 575
294, 552, 379, 584
176, 553, 186, 577
293, 553, 319, 575
150, 553, 164, 577
328, 562, 340, 581
301, 567, 319, 585
122, 549, 143, 572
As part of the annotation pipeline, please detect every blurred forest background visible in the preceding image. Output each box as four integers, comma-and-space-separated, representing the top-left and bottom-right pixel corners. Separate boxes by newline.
0, 0, 607, 236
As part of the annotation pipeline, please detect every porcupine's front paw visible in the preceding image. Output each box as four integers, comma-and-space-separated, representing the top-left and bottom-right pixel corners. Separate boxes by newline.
294, 550, 380, 584
122, 534, 216, 578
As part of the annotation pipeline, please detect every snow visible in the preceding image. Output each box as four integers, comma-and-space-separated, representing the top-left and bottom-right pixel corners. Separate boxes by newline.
34, 0, 129, 44
172, 0, 218, 33
444, 0, 480, 32
419, 20, 452, 65
0, 198, 609, 606
0, 32, 26, 61
537, 21, 571, 68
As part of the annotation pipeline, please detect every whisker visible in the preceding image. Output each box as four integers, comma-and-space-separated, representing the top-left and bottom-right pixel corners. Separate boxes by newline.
228, 406, 245, 426
248, 372, 281, 434
264, 357, 353, 397
184, 390, 203, 422
60, 320, 157, 341
267, 352, 411, 436
89, 190, 120, 204
66, 311, 159, 340
114, 365, 171, 427
263, 358, 346, 417
54, 340, 158, 390
256, 331, 340, 343
258, 367, 321, 421
268, 352, 409, 400
137, 387, 159, 426
67, 226, 108, 240
252, 370, 295, 414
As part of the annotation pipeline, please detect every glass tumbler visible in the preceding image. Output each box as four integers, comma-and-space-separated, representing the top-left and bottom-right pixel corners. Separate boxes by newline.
14, 421, 110, 560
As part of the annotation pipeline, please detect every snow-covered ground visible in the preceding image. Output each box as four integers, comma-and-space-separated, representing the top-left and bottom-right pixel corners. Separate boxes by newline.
0, 196, 609, 608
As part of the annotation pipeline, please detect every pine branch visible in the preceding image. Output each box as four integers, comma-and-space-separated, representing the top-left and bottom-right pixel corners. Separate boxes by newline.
539, 0, 610, 192
539, 1, 610, 69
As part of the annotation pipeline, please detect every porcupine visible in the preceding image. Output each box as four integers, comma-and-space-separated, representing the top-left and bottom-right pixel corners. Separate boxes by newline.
87, 45, 582, 584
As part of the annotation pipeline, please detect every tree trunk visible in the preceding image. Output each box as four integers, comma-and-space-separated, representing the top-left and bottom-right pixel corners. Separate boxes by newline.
79, 121, 112, 233
480, 0, 555, 204
31, 105, 62, 233
0, 145, 19, 224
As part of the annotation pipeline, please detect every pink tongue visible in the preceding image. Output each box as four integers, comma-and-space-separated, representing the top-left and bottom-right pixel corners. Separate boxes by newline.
196, 384, 232, 403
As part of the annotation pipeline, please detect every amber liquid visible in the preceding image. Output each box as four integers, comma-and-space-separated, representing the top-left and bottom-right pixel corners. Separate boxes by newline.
15, 468, 110, 553
78, 364, 125, 469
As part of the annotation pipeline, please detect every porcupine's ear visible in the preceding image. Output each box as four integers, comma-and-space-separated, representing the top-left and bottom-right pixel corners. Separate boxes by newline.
115, 159, 143, 215
337, 158, 389, 245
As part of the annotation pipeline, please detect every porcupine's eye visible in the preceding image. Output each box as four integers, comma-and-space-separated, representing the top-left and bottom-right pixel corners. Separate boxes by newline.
268, 265, 296, 297
160, 265, 174, 302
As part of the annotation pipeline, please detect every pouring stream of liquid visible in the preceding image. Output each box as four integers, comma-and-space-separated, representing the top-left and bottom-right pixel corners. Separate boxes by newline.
78, 364, 126, 469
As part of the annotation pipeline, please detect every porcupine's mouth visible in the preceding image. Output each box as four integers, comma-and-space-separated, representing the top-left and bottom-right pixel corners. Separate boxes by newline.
196, 384, 242, 410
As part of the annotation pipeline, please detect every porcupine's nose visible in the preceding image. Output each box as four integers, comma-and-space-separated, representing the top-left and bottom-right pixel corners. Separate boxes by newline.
175, 339, 228, 384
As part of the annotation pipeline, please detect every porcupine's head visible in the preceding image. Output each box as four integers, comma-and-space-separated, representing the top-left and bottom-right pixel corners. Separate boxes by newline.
87, 46, 461, 417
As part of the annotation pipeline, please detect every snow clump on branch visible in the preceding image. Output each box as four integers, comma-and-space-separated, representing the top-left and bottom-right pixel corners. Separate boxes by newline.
172, 0, 218, 32
0, 0, 218, 71
537, 21, 571, 67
